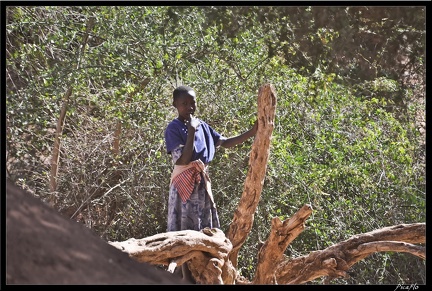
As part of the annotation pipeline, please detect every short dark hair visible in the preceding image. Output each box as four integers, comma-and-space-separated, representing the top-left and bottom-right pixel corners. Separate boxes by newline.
173, 85, 195, 101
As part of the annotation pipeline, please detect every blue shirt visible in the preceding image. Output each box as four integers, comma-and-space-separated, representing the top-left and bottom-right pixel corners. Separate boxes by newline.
164, 118, 223, 164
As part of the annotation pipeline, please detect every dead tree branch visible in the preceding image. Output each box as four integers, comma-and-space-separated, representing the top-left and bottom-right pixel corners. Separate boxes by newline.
274, 223, 426, 284
226, 83, 277, 271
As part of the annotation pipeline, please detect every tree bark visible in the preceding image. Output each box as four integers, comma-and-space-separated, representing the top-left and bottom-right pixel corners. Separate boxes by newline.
109, 228, 233, 284
253, 204, 313, 284
226, 83, 277, 270
49, 87, 72, 199
274, 223, 426, 284
109, 222, 425, 285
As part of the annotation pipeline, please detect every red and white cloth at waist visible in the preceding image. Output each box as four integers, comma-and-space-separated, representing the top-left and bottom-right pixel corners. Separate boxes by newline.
170, 159, 215, 206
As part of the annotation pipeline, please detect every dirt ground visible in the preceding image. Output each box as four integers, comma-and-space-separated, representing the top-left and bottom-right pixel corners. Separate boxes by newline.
4, 180, 189, 285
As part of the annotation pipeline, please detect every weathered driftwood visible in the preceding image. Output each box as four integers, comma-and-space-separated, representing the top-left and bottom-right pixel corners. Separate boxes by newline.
274, 222, 426, 285
252, 203, 313, 284
226, 83, 277, 271
109, 228, 233, 284
109, 217, 425, 284
109, 228, 231, 266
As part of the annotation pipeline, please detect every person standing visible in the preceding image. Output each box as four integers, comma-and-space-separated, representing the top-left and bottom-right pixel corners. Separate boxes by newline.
164, 85, 257, 281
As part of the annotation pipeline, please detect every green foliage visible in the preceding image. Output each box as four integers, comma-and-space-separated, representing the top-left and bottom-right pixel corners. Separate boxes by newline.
6, 6, 425, 284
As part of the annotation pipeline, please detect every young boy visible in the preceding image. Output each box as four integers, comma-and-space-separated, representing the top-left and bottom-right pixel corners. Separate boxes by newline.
164, 85, 257, 282
164, 85, 258, 233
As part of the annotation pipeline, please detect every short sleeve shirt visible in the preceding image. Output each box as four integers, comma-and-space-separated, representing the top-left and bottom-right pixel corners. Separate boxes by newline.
164, 118, 223, 164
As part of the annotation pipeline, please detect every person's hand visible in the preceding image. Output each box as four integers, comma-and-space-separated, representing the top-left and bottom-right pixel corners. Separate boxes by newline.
190, 116, 200, 128
185, 115, 200, 131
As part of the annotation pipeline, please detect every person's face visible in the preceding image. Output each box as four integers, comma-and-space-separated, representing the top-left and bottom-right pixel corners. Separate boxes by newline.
173, 93, 197, 122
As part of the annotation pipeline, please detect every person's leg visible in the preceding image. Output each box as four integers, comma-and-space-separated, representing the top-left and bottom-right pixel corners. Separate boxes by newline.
198, 183, 220, 229
167, 187, 182, 232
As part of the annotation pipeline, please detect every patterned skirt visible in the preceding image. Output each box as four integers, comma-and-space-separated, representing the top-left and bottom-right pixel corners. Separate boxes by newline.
167, 175, 220, 232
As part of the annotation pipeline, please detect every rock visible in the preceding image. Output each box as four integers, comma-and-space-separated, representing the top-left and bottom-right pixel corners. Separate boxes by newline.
5, 180, 187, 284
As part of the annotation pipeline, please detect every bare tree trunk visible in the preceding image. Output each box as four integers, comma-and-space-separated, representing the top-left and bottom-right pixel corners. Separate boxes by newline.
112, 122, 122, 157
226, 83, 277, 270
111, 78, 149, 159
49, 87, 72, 200
48, 16, 95, 203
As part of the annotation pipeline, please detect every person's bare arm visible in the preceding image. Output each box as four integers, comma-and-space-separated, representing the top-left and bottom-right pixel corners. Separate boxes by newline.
219, 120, 258, 148
175, 116, 199, 165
